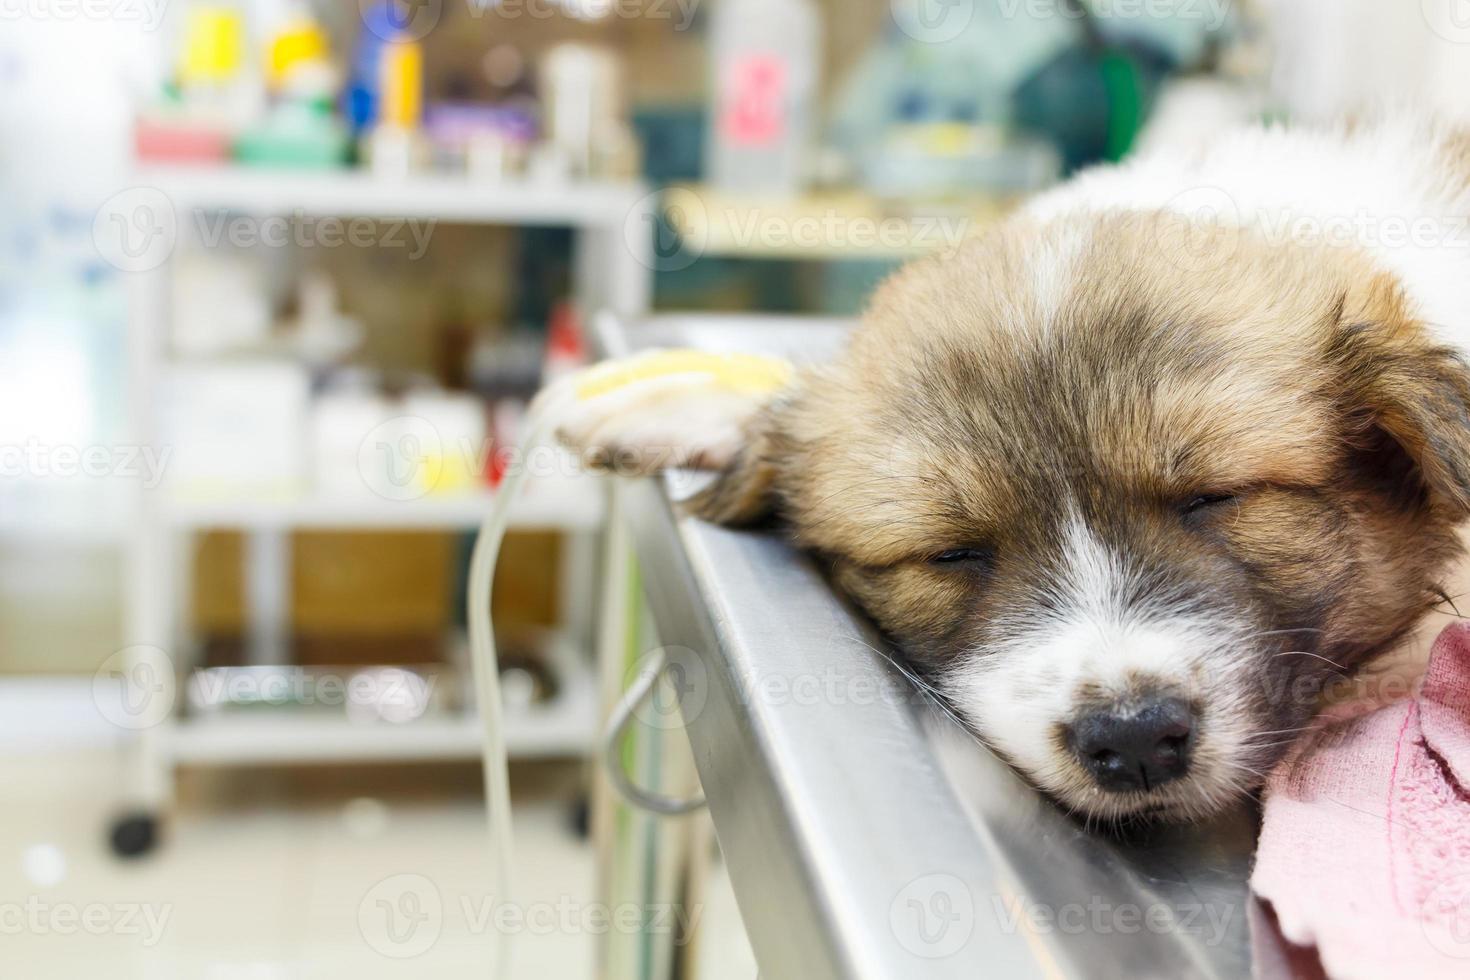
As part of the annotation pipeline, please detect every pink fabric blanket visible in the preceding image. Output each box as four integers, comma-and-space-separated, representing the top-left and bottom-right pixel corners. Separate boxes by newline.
1252, 622, 1470, 979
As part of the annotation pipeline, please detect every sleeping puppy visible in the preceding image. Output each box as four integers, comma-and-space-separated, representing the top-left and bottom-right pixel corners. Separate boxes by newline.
560, 118, 1470, 823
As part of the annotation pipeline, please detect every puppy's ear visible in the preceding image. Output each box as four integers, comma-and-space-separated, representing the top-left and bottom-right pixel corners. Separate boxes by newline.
684, 397, 798, 526
1333, 319, 1470, 516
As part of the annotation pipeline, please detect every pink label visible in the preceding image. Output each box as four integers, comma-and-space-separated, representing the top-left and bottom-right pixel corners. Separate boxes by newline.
721, 54, 787, 147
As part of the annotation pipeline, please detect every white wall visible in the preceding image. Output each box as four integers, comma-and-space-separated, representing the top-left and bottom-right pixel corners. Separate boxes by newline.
1263, 0, 1470, 123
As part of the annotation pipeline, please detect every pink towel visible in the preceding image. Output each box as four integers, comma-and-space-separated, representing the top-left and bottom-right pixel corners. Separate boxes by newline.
1252, 622, 1470, 979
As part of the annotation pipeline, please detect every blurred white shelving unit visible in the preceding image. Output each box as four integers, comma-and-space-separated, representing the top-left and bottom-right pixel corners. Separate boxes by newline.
173, 641, 602, 765
116, 167, 653, 855
146, 165, 651, 226
161, 476, 604, 532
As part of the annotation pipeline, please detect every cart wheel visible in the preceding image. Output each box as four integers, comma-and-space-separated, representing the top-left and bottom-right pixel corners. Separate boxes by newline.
108, 813, 159, 858
569, 796, 590, 840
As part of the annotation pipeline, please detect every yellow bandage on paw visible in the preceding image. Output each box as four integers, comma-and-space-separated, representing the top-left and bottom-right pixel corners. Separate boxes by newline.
573, 349, 794, 402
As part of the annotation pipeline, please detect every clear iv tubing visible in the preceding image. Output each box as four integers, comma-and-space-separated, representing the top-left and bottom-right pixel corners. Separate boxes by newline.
465, 385, 574, 980
466, 378, 712, 978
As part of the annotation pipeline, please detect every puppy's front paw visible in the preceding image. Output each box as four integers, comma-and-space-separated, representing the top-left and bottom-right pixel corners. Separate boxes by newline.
538, 350, 793, 476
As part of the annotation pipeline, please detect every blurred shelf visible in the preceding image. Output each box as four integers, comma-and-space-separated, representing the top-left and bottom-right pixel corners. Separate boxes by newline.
0, 490, 129, 544
137, 164, 648, 227
161, 479, 604, 532
662, 184, 1013, 261
0, 667, 599, 759
167, 630, 597, 764
172, 685, 597, 764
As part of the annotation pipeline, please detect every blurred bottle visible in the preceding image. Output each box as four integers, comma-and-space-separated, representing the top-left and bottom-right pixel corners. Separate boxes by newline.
542, 302, 585, 386
536, 43, 638, 181
136, 1, 257, 162
234, 1, 350, 168
176, 1, 256, 124
706, 0, 820, 197
362, 37, 427, 175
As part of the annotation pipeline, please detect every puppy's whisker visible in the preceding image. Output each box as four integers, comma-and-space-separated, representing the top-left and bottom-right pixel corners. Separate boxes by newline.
858, 641, 949, 699
1240, 736, 1309, 749
1241, 739, 1306, 753
1271, 649, 1347, 669
1242, 724, 1314, 738
1240, 731, 1312, 745
1242, 627, 1325, 641
1431, 586, 1466, 617
1212, 759, 1268, 780
854, 642, 998, 757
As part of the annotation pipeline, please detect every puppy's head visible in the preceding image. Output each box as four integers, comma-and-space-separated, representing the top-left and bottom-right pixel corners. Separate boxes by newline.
691, 215, 1470, 821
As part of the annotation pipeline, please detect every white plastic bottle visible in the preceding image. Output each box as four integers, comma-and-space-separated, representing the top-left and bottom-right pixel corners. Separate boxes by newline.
706, 0, 821, 197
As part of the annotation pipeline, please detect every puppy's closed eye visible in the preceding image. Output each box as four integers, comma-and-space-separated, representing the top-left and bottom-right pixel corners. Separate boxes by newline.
927, 547, 994, 569
1180, 492, 1239, 517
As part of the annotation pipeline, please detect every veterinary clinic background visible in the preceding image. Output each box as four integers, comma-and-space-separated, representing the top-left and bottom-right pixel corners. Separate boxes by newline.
3, 1, 1469, 978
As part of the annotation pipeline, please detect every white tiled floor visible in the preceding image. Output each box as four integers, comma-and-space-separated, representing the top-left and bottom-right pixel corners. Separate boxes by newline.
0, 683, 757, 980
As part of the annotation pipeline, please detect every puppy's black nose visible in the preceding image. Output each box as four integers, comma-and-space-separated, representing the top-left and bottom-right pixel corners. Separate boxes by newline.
1071, 697, 1195, 792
